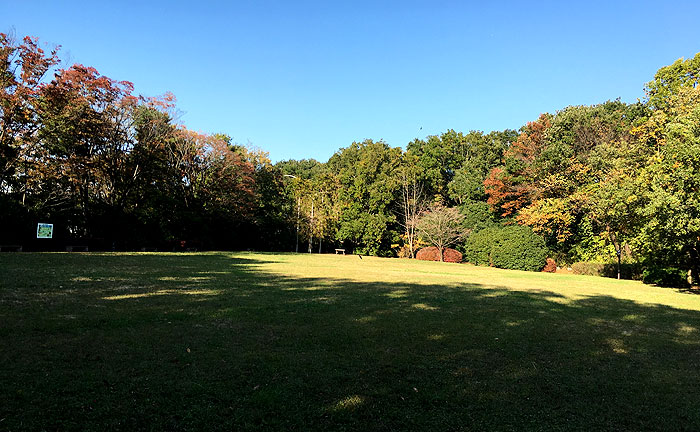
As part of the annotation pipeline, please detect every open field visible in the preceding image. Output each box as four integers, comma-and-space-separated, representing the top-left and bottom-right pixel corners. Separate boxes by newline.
2, 252, 700, 431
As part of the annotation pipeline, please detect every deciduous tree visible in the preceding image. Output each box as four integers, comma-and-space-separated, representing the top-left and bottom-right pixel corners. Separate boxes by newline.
416, 204, 468, 262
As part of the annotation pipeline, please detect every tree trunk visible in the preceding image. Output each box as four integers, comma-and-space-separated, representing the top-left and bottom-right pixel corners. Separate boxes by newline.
689, 246, 700, 286
609, 228, 621, 280
309, 199, 314, 253
295, 197, 300, 253
616, 250, 622, 280
406, 229, 415, 259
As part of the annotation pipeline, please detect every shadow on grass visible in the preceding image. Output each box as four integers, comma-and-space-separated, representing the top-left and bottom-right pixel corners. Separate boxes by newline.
676, 286, 700, 295
1, 252, 700, 431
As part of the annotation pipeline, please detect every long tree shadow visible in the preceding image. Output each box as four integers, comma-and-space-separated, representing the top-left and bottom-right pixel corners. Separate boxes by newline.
2, 252, 700, 431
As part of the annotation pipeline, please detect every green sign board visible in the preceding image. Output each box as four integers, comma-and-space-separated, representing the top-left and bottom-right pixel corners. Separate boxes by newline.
37, 223, 53, 239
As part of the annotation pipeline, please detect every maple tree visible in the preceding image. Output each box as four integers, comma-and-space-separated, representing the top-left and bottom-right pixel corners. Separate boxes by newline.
1, 35, 263, 249
0, 33, 59, 199
484, 115, 551, 217
32, 64, 136, 239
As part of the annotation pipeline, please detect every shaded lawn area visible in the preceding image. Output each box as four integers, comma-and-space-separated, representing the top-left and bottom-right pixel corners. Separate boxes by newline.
1, 252, 700, 431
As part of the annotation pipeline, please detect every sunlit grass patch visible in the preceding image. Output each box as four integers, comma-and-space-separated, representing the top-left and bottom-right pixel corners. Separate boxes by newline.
328, 395, 366, 412
103, 288, 220, 300
677, 324, 698, 334
411, 302, 439, 311
157, 276, 212, 282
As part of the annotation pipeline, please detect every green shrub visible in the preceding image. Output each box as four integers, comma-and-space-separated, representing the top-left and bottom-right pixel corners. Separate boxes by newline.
463, 226, 548, 272
571, 262, 644, 280
571, 262, 606, 276
491, 226, 548, 271
462, 227, 497, 266
616, 263, 644, 280
459, 200, 498, 232
642, 267, 690, 288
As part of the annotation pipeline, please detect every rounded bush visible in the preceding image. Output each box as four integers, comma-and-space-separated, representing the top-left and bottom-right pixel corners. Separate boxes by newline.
416, 247, 462, 262
443, 248, 463, 263
416, 246, 440, 261
463, 225, 548, 272
462, 228, 497, 266
542, 258, 557, 273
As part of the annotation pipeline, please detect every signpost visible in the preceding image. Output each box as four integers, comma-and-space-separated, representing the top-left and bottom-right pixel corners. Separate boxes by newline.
37, 223, 53, 239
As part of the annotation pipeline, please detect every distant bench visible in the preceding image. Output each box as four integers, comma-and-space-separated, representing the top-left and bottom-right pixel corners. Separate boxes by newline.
0, 245, 22, 252
65, 245, 89, 252
335, 248, 346, 255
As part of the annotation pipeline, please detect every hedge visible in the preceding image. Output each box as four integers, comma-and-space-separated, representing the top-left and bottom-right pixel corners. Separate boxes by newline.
642, 267, 690, 287
571, 262, 644, 280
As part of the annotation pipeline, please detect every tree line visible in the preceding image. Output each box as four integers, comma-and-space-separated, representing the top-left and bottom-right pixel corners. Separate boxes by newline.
2, 34, 699, 282
0, 34, 293, 251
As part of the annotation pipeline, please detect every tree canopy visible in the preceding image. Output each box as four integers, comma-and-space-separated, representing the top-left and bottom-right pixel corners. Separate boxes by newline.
2, 33, 699, 282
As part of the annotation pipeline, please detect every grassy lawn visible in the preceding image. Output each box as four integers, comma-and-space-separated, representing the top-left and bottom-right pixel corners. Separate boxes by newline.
2, 252, 700, 431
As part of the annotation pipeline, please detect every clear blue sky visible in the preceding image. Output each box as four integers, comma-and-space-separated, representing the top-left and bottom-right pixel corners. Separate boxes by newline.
3, 1, 699, 162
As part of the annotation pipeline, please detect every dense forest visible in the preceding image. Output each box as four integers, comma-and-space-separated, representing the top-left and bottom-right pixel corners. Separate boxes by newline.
2, 34, 700, 284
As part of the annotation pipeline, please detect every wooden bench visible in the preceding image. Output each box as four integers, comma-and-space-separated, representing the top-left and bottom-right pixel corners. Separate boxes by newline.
65, 245, 89, 252
335, 248, 346, 255
0, 245, 22, 252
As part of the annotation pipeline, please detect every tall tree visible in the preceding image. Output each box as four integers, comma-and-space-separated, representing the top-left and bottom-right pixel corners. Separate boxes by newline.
275, 158, 324, 180
0, 33, 59, 197
35, 64, 137, 239
397, 152, 427, 258
327, 139, 401, 255
486, 102, 647, 263
407, 129, 482, 203
448, 130, 516, 205
636, 78, 700, 282
645, 53, 700, 111
484, 114, 551, 217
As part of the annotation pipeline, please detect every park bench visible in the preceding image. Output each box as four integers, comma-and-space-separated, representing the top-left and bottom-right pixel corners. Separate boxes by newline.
65, 245, 89, 252
0, 245, 22, 252
335, 248, 346, 255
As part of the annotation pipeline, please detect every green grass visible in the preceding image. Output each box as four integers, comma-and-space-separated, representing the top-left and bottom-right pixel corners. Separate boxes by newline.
2, 252, 700, 431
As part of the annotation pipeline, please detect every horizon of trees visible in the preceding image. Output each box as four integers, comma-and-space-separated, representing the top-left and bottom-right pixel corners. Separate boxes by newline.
2, 33, 700, 282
